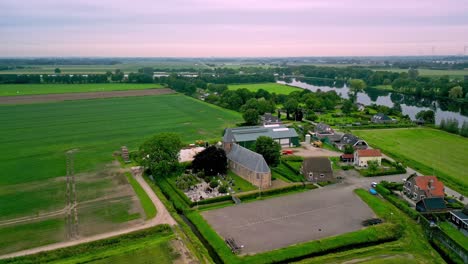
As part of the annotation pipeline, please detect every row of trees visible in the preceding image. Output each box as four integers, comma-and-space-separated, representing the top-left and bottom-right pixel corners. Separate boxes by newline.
439, 119, 468, 137
281, 65, 468, 101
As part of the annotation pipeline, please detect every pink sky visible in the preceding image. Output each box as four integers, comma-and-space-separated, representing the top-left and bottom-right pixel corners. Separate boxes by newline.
1, 0, 467, 57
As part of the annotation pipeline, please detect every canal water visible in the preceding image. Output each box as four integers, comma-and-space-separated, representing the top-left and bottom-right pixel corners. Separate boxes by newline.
278, 78, 468, 126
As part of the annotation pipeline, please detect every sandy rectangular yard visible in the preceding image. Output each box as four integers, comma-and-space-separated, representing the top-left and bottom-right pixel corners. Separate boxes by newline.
202, 185, 375, 254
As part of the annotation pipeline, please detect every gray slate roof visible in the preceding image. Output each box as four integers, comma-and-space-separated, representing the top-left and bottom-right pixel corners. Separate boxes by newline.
223, 125, 298, 143
338, 133, 360, 145
226, 144, 270, 173
302, 157, 332, 173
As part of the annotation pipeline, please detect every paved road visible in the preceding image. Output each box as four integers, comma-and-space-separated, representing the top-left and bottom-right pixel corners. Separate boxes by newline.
0, 170, 176, 260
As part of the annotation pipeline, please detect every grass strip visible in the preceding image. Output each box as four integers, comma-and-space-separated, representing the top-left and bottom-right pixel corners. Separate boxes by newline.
125, 172, 156, 220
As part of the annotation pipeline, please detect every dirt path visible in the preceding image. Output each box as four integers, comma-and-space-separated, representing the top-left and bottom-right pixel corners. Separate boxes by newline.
0, 88, 175, 104
0, 170, 176, 260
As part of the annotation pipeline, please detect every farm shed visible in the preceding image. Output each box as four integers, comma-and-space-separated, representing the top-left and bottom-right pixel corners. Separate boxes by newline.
223, 124, 299, 151
226, 144, 271, 189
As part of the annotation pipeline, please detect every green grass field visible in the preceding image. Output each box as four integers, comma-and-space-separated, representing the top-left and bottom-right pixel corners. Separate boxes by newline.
3, 225, 179, 264
353, 128, 468, 196
227, 170, 256, 192
0, 219, 65, 256
0, 83, 163, 96
438, 222, 468, 251
228, 83, 301, 95
0, 93, 240, 214
125, 172, 157, 220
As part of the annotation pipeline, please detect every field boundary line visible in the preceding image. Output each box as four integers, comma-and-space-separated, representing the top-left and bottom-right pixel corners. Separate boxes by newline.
0, 88, 175, 104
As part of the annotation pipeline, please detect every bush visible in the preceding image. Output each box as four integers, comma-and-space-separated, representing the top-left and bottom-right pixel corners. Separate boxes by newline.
209, 180, 219, 188
218, 185, 228, 194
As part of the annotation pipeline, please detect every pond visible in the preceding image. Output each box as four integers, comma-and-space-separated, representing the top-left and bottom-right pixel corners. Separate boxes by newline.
278, 78, 468, 126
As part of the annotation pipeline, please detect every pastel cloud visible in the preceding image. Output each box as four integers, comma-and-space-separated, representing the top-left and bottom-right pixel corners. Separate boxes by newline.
1, 0, 467, 56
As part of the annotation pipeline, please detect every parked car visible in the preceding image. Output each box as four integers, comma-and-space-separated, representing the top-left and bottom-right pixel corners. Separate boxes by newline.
371, 182, 377, 188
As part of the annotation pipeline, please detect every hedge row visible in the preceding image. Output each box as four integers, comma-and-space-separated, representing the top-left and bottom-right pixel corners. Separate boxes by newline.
281, 160, 301, 175
4, 225, 173, 264
280, 155, 304, 162
271, 164, 304, 182
185, 211, 401, 264
236, 184, 315, 202
375, 184, 420, 220
144, 177, 214, 264
344, 123, 416, 130
360, 167, 406, 177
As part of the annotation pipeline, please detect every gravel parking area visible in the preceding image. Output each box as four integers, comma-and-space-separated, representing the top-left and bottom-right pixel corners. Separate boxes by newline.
202, 185, 375, 254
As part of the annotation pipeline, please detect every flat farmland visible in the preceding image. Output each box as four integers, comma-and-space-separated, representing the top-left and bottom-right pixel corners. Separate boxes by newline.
228, 83, 301, 95
353, 128, 468, 195
0, 83, 163, 96
0, 94, 241, 254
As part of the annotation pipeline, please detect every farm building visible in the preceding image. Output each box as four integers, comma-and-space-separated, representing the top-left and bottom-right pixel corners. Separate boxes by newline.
226, 144, 271, 189
300, 157, 333, 183
223, 125, 299, 151
354, 149, 382, 167
403, 175, 445, 202
261, 113, 282, 125
340, 153, 354, 163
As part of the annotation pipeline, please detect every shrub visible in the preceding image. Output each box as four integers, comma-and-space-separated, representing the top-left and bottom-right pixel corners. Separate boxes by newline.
209, 180, 219, 188
218, 185, 228, 194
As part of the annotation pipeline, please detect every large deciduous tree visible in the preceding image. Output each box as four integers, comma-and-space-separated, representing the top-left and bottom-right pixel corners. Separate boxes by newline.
192, 146, 227, 176
415, 110, 435, 124
139, 133, 183, 178
243, 109, 259, 125
254, 136, 281, 167
448, 86, 463, 99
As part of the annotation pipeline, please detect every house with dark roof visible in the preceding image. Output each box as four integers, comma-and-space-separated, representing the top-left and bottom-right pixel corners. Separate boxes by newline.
300, 157, 333, 183
261, 113, 282, 125
354, 149, 382, 167
416, 197, 447, 213
403, 175, 445, 202
333, 133, 368, 151
223, 125, 299, 151
371, 113, 395, 124
449, 205, 468, 231
226, 144, 271, 188
314, 123, 334, 138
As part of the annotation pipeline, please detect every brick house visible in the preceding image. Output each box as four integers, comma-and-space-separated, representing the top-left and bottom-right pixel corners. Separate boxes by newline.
226, 143, 271, 189
403, 175, 445, 202
354, 149, 382, 167
300, 157, 333, 183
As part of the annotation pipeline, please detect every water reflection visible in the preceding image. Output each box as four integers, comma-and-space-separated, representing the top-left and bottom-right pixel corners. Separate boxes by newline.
278, 78, 468, 126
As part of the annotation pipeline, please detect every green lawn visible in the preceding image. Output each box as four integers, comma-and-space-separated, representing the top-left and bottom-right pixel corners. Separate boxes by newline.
353, 128, 468, 196
0, 94, 241, 228
228, 83, 301, 95
125, 173, 157, 220
438, 222, 468, 251
0, 83, 163, 96
0, 219, 65, 255
227, 170, 256, 192
3, 225, 179, 264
